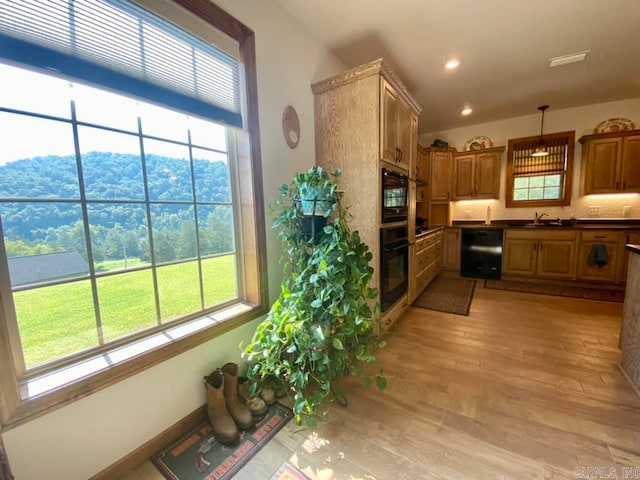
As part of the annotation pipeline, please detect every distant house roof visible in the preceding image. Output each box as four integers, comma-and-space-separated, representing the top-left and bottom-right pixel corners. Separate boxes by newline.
8, 251, 89, 287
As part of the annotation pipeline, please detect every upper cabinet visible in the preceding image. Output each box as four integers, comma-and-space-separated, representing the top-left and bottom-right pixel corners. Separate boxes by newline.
580, 129, 640, 194
381, 80, 418, 174
452, 146, 504, 200
429, 150, 453, 201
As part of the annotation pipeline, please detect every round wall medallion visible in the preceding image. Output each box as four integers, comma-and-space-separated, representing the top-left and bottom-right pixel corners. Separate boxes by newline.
282, 105, 300, 149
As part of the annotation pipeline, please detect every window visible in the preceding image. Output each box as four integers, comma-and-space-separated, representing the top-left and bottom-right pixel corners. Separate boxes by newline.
506, 131, 575, 207
0, 0, 266, 429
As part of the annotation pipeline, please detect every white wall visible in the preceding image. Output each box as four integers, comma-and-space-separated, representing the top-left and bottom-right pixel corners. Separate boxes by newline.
420, 98, 640, 222
1, 1, 346, 479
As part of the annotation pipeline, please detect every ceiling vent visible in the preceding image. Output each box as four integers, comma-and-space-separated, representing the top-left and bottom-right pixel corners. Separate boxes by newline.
549, 50, 590, 68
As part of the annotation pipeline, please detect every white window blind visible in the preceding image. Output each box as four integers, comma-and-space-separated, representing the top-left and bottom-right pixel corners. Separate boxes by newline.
0, 0, 242, 127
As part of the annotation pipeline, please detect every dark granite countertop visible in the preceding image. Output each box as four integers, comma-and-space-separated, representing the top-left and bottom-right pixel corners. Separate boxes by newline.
627, 244, 640, 255
451, 219, 640, 230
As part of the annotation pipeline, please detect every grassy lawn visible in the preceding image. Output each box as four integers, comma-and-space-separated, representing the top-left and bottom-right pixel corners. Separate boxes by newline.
15, 255, 237, 367
95, 258, 147, 271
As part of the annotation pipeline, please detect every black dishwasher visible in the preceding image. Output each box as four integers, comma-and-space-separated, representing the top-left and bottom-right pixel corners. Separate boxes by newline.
461, 228, 503, 280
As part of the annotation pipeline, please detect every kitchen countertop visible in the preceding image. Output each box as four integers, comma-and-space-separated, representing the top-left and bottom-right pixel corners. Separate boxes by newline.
415, 226, 443, 238
451, 220, 640, 230
627, 245, 640, 255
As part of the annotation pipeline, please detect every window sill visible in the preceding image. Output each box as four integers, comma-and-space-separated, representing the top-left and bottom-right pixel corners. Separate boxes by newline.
1, 302, 266, 432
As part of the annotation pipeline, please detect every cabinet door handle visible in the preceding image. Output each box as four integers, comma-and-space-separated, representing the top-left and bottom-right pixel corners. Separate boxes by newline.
623, 181, 626, 190
399, 149, 403, 163
616, 181, 620, 190
533, 242, 537, 252
594, 235, 606, 239
539, 241, 542, 251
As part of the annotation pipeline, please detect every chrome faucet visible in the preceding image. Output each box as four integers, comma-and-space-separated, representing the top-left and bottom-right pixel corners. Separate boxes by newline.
533, 212, 548, 224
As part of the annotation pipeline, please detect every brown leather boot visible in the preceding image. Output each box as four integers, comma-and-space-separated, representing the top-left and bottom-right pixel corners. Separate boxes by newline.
220, 363, 255, 430
238, 377, 268, 417
203, 371, 239, 445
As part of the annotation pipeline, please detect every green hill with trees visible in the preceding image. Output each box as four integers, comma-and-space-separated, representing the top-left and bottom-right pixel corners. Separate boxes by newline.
0, 152, 234, 264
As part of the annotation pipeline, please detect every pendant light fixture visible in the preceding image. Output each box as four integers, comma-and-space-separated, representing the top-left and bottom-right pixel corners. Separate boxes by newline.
531, 105, 550, 157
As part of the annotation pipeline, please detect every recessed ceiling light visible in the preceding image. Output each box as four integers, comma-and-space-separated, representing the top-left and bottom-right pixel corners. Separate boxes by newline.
461, 107, 472, 116
549, 50, 590, 68
445, 59, 460, 70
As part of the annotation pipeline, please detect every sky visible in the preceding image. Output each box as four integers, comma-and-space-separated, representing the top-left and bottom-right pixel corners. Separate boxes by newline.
0, 62, 228, 165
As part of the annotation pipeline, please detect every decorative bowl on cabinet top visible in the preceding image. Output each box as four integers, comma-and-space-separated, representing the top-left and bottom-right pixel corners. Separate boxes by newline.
463, 135, 493, 151
594, 118, 635, 134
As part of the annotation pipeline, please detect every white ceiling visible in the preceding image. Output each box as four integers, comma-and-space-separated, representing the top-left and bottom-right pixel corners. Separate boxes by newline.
275, 0, 640, 134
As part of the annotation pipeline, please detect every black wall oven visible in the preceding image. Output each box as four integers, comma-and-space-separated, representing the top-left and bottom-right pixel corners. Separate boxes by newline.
381, 168, 408, 223
380, 225, 409, 311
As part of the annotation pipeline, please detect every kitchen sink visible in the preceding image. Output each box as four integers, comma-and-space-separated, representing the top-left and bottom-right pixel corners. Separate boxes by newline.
523, 222, 564, 227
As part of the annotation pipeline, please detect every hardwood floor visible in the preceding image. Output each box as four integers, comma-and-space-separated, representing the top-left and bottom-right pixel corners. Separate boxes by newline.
120, 282, 640, 479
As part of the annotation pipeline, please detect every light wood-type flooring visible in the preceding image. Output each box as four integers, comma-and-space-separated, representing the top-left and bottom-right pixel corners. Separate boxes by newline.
121, 282, 640, 479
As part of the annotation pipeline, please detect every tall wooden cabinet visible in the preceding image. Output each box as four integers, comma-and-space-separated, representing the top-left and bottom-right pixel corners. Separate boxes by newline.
580, 129, 640, 194
426, 148, 454, 227
452, 146, 504, 200
311, 58, 421, 324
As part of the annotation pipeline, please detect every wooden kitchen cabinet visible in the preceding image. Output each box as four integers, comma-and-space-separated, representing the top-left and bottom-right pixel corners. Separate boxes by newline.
410, 228, 443, 302
381, 80, 417, 173
503, 238, 538, 275
430, 150, 453, 201
503, 229, 577, 279
537, 239, 577, 279
416, 145, 430, 185
452, 147, 504, 200
442, 228, 461, 270
312, 58, 421, 325
574, 230, 620, 283
580, 130, 640, 194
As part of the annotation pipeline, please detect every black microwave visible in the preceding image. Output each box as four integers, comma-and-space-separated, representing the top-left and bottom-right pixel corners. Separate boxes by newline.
381, 168, 408, 223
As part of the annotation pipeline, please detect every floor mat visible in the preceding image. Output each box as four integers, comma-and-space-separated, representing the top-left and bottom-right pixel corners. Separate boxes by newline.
152, 402, 293, 480
269, 462, 309, 480
413, 276, 476, 316
484, 279, 625, 303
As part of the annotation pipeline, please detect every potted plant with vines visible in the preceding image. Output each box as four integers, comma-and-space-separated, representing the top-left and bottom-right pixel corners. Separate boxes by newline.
243, 166, 387, 426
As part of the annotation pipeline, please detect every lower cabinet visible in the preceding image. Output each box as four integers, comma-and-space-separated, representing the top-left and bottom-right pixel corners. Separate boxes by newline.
442, 228, 461, 270
503, 229, 577, 280
576, 231, 620, 282
536, 239, 577, 279
503, 228, 638, 285
409, 229, 442, 302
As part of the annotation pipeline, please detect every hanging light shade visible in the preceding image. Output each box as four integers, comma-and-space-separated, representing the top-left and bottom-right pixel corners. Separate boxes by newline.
531, 105, 550, 157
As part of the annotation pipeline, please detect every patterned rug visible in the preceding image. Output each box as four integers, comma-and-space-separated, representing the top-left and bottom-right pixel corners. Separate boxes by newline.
269, 462, 309, 480
413, 276, 476, 316
484, 279, 625, 303
152, 402, 293, 480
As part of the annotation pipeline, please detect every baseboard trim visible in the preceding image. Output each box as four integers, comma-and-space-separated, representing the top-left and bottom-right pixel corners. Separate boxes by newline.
90, 404, 207, 480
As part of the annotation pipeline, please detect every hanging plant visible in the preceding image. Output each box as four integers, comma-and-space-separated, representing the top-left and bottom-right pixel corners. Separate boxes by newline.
243, 166, 386, 425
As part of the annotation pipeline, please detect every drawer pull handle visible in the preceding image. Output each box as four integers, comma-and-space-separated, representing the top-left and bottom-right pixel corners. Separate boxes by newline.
594, 235, 606, 239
